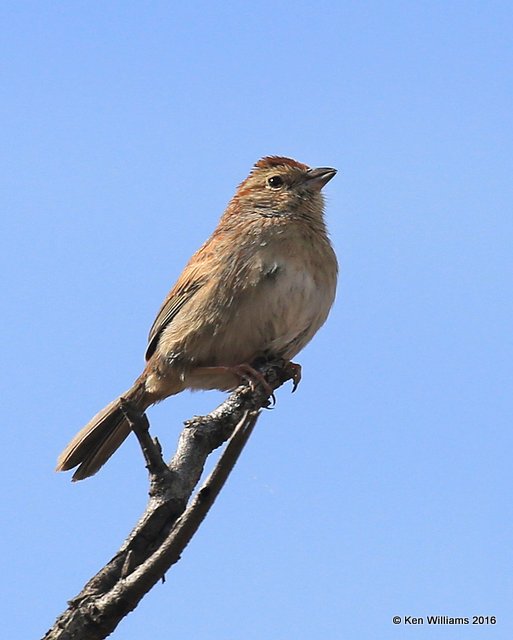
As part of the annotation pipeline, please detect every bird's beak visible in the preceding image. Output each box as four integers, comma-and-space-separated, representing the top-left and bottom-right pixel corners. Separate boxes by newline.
304, 167, 337, 190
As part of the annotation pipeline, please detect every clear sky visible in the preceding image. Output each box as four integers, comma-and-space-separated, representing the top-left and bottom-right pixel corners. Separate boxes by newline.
2, 2, 512, 638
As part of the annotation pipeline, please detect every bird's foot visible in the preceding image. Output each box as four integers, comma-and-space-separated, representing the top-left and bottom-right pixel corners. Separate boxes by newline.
195, 363, 276, 403
284, 361, 302, 392
229, 363, 276, 404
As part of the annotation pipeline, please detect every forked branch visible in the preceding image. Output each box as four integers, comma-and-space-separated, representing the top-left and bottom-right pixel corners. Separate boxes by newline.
43, 360, 296, 640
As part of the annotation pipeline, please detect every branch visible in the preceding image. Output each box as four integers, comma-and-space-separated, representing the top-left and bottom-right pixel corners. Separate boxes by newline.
43, 359, 296, 640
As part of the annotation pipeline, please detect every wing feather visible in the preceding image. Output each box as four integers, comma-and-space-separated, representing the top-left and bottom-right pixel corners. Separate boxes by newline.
145, 278, 204, 360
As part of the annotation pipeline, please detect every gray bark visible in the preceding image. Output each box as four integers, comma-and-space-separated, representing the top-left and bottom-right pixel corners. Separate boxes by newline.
43, 360, 295, 640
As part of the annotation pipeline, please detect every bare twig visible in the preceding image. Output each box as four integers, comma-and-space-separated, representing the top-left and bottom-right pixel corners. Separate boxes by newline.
43, 359, 295, 640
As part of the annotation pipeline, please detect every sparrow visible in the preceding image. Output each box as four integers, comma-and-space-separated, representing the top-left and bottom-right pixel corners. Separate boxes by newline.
56, 156, 338, 481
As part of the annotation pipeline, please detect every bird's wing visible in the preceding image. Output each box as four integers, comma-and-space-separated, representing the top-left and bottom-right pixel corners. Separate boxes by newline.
145, 271, 205, 361
144, 226, 254, 361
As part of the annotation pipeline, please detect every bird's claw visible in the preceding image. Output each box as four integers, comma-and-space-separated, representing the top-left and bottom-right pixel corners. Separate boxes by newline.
285, 361, 302, 392
231, 363, 276, 402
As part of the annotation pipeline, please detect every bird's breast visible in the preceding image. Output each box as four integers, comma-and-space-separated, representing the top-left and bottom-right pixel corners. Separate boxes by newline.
229, 243, 336, 361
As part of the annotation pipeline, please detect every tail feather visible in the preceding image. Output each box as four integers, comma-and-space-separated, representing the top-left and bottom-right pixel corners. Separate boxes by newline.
56, 385, 147, 481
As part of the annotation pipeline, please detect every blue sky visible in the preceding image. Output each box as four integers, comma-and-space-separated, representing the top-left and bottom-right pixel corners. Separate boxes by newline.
2, 2, 512, 638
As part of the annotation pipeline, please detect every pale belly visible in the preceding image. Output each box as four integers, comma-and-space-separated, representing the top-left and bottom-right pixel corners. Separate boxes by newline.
257, 264, 333, 357
190, 262, 335, 381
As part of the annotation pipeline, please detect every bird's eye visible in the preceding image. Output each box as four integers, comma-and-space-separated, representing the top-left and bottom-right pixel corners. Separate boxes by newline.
267, 175, 284, 189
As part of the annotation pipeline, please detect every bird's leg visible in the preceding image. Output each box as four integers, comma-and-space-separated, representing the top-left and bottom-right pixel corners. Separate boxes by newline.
231, 363, 276, 402
195, 363, 276, 403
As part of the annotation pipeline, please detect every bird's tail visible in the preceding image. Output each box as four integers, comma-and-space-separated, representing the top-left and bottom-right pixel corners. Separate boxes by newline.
56, 382, 148, 481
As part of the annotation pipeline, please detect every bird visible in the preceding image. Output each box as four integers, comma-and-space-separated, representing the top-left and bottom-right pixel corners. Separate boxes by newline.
56, 156, 338, 481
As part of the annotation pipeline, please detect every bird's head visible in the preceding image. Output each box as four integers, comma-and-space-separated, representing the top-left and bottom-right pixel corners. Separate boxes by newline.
230, 156, 337, 221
